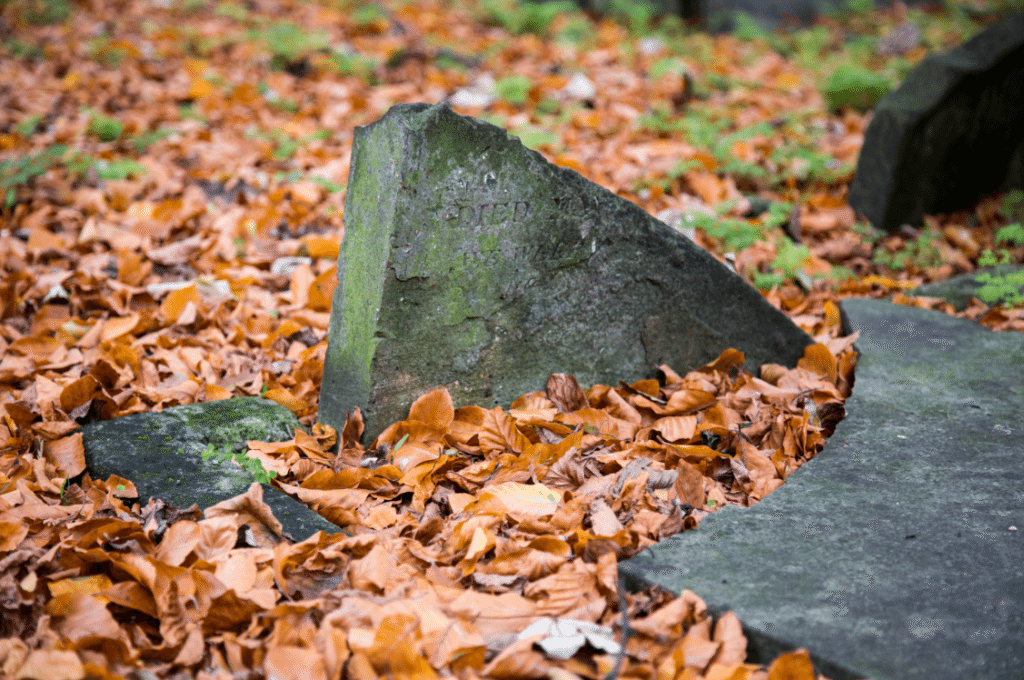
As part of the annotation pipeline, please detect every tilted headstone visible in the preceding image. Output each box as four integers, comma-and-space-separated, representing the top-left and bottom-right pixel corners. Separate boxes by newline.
849, 12, 1024, 233
320, 102, 813, 439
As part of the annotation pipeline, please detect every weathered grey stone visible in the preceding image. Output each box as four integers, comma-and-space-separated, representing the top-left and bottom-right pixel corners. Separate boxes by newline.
80, 397, 341, 541
909, 264, 1024, 311
320, 102, 813, 439
849, 12, 1024, 233
618, 298, 1024, 680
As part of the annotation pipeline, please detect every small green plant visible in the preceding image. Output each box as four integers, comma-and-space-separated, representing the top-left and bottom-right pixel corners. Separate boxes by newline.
352, 3, 388, 29
178, 103, 207, 123
494, 75, 532, 105
16, 115, 43, 137
820, 64, 891, 112
1, 145, 65, 207
872, 232, 943, 271
132, 127, 174, 153
690, 212, 766, 253
999, 189, 1024, 220
994, 222, 1024, 248
478, 0, 575, 35
16, 0, 72, 25
250, 22, 329, 69
604, 0, 655, 34
201, 442, 278, 484
214, 1, 249, 21
63, 154, 146, 181
974, 252, 1024, 308
512, 123, 559, 150
327, 51, 377, 83
728, 10, 771, 42
88, 112, 124, 142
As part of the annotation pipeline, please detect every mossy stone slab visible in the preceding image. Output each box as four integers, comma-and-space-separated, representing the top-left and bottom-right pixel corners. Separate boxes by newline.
320, 102, 813, 438
80, 397, 341, 541
907, 264, 1024, 311
619, 299, 1024, 680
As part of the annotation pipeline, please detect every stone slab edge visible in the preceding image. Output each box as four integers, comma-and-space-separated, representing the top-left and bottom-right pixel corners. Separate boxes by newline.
618, 299, 1024, 680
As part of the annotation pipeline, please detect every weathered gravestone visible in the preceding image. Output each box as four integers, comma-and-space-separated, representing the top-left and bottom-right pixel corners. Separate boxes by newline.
619, 298, 1024, 680
319, 103, 815, 439
849, 11, 1024, 233
80, 397, 341, 541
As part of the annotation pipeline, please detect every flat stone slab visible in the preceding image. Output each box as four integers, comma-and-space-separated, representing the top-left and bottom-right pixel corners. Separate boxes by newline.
619, 298, 1024, 680
320, 102, 812, 438
848, 11, 1024, 232
80, 397, 341, 541
908, 264, 1024, 311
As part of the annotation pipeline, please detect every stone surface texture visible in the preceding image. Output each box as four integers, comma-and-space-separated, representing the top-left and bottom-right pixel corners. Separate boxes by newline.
80, 397, 341, 541
320, 102, 813, 438
618, 299, 1024, 680
849, 11, 1024, 232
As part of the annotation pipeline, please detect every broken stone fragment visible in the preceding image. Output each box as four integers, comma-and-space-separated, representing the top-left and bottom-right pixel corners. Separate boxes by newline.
320, 102, 814, 439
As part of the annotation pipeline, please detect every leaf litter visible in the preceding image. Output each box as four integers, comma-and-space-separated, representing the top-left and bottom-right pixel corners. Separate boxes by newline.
0, 0, 1022, 678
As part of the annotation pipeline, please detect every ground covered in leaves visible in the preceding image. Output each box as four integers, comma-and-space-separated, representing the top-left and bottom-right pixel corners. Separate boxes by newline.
1, 0, 1023, 678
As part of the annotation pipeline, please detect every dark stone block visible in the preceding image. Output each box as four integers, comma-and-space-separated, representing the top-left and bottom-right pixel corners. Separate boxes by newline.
849, 12, 1024, 233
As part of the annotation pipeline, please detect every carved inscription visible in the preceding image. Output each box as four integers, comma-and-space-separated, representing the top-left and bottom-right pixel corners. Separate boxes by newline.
440, 199, 532, 229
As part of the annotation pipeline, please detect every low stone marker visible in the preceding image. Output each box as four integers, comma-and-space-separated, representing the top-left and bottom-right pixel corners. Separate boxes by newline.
849, 11, 1024, 233
319, 102, 813, 438
80, 397, 341, 541
619, 298, 1024, 680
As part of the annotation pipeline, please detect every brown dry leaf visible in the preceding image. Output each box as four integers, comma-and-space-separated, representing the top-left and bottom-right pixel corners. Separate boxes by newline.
547, 373, 588, 413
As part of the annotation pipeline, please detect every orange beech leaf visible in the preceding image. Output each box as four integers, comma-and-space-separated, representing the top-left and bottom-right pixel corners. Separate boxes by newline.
546, 373, 588, 413
0, 522, 29, 552
59, 375, 100, 413
13, 648, 84, 679
483, 481, 562, 521
654, 415, 699, 442
560, 407, 637, 440
673, 460, 707, 507
477, 406, 531, 455
202, 383, 233, 401
308, 267, 337, 312
349, 544, 417, 594
631, 590, 709, 639
798, 343, 838, 384
43, 433, 86, 478
188, 79, 212, 98
27, 226, 64, 253
264, 387, 307, 413
7, 336, 63, 361
159, 286, 200, 323
408, 388, 455, 431
712, 611, 748, 667
304, 236, 340, 260
263, 646, 329, 680
766, 648, 817, 679
700, 348, 746, 374
680, 635, 722, 672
